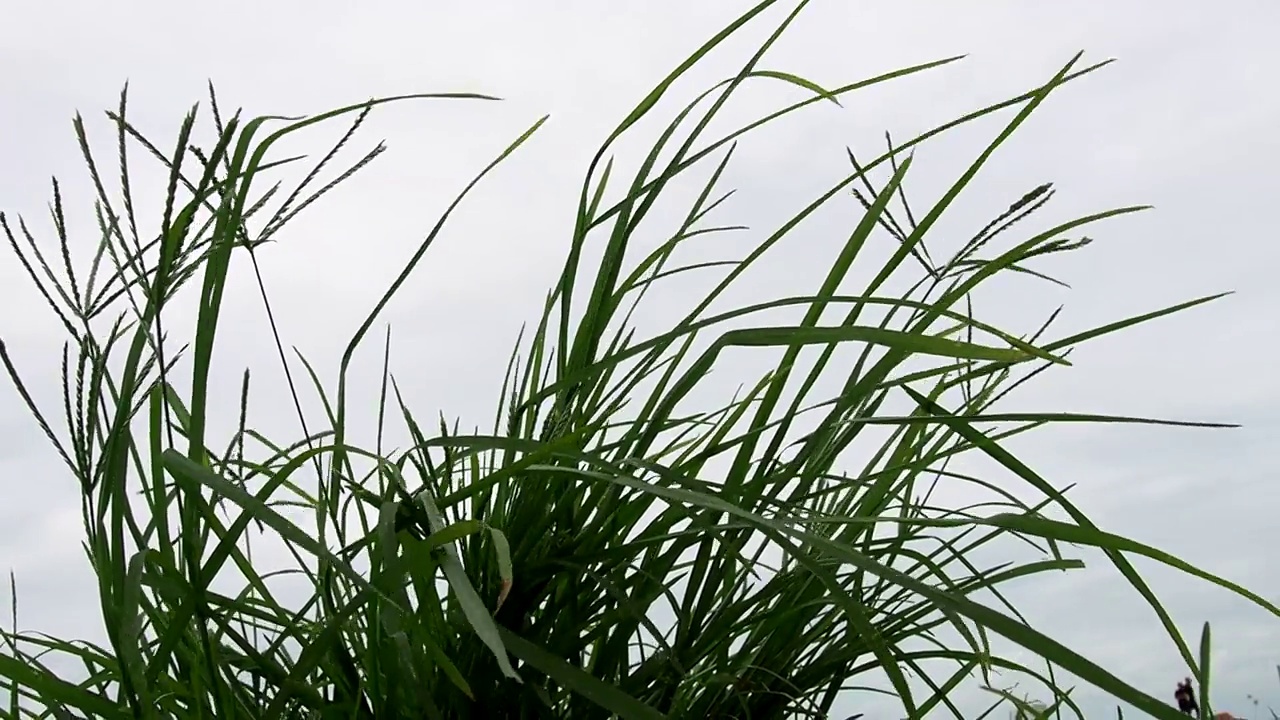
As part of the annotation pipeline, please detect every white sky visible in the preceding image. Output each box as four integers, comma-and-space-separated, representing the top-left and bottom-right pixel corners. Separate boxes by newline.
1, 1, 1278, 718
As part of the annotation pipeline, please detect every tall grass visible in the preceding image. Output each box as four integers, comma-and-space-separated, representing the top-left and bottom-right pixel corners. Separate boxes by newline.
2, 2, 1275, 718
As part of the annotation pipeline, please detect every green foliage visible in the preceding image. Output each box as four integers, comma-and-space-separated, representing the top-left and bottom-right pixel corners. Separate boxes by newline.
2, 1, 1276, 718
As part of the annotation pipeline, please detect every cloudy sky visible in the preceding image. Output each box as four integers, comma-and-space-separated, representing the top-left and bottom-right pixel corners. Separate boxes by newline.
1, 1, 1277, 717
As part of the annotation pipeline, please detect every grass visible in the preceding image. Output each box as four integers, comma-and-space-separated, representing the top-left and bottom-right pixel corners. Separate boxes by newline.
1, 1, 1276, 718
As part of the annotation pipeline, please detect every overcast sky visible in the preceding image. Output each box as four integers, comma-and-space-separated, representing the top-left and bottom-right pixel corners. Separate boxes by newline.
2, 2, 1277, 718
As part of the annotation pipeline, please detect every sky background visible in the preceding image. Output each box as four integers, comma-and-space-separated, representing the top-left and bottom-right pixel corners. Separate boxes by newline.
1, 1, 1278, 717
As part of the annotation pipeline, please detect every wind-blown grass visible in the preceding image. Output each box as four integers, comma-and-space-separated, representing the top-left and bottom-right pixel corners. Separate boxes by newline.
1, 1, 1275, 718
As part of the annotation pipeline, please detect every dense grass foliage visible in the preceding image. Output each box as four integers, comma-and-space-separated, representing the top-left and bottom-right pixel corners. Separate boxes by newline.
2, 1, 1276, 718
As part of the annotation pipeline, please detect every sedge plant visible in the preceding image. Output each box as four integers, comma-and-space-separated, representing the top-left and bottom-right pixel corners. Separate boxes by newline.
2, 1, 1276, 718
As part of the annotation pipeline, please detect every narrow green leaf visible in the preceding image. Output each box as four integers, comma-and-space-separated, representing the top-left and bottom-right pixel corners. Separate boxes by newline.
498, 627, 665, 720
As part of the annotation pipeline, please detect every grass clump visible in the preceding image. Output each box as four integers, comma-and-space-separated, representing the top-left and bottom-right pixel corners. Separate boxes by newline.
2, 1, 1276, 718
